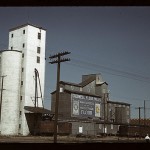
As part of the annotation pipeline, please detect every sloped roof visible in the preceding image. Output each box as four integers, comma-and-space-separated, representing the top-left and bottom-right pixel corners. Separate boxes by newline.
60, 76, 107, 88
51, 89, 101, 98
24, 106, 51, 114
59, 81, 81, 87
79, 76, 96, 87
96, 81, 108, 85
9, 23, 46, 31
107, 100, 130, 106
64, 89, 101, 98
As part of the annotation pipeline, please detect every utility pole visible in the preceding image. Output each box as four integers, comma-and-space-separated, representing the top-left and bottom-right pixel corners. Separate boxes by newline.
103, 92, 108, 136
0, 75, 7, 122
135, 107, 144, 138
144, 100, 150, 127
144, 100, 146, 126
103, 93, 106, 136
49, 51, 70, 143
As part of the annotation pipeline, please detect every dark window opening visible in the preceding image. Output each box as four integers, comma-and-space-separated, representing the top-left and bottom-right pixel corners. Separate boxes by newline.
23, 30, 25, 34
11, 47, 13, 50
38, 32, 41, 39
21, 81, 23, 85
22, 53, 24, 58
37, 47, 41, 54
23, 43, 25, 48
20, 96, 22, 100
11, 34, 13, 38
19, 124, 21, 129
20, 111, 22, 115
37, 56, 40, 63
22, 68, 24, 72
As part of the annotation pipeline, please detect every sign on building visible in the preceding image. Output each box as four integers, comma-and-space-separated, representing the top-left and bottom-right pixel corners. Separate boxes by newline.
79, 126, 83, 133
71, 93, 101, 118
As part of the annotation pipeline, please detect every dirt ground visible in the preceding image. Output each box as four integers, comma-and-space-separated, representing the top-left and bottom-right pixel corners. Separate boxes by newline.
0, 135, 147, 143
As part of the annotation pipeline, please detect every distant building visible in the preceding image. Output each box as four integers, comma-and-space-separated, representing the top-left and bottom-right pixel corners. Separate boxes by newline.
0, 24, 47, 135
51, 74, 130, 136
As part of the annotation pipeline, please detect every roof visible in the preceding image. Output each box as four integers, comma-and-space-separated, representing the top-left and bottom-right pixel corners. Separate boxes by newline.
79, 76, 96, 87
60, 75, 107, 88
107, 100, 130, 106
24, 106, 51, 114
59, 81, 81, 87
65, 89, 101, 98
0, 50, 22, 53
96, 81, 108, 85
9, 23, 46, 31
79, 75, 108, 86
51, 89, 101, 98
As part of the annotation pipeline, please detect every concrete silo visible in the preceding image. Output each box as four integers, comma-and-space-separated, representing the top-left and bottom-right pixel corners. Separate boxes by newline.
0, 50, 22, 135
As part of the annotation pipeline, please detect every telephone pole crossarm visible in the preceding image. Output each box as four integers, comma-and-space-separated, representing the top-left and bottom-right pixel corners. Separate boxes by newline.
49, 58, 70, 64
49, 51, 71, 59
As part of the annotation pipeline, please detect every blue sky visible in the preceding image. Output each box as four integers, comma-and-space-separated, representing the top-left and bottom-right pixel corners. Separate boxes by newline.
0, 7, 150, 118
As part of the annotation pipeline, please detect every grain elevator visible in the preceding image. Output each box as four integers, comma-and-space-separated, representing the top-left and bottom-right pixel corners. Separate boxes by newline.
0, 23, 46, 135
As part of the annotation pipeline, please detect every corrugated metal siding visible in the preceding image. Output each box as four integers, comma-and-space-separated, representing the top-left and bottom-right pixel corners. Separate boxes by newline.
25, 113, 42, 135
119, 125, 150, 137
51, 92, 71, 119
36, 121, 72, 135
71, 122, 96, 136
115, 107, 127, 124
82, 80, 95, 95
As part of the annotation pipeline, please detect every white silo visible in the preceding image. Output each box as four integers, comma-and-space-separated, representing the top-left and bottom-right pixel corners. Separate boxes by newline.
0, 50, 22, 135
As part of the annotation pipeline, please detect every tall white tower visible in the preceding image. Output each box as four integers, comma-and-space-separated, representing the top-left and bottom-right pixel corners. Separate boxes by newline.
8, 23, 46, 135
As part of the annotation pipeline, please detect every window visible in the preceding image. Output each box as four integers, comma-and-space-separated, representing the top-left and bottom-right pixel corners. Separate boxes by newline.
20, 111, 22, 115
11, 34, 13, 38
22, 43, 25, 48
22, 53, 24, 58
37, 56, 40, 63
11, 46, 13, 50
37, 47, 41, 54
20, 96, 22, 100
23, 30, 25, 34
22, 68, 24, 72
38, 32, 41, 39
19, 124, 21, 129
21, 81, 23, 85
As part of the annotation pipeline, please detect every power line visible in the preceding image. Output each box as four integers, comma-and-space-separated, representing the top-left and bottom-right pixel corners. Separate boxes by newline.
67, 58, 150, 83
71, 52, 149, 77
54, 51, 149, 83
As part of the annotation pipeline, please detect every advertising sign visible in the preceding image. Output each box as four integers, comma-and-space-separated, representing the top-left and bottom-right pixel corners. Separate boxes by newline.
71, 93, 101, 118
